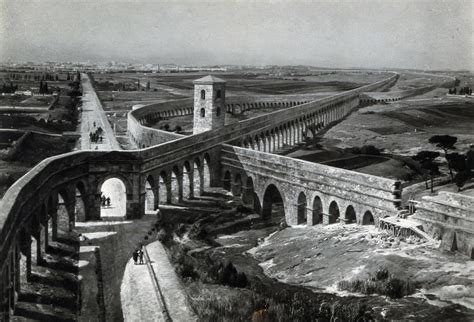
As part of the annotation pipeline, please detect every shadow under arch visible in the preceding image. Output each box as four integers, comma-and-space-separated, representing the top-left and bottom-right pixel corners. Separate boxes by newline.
328, 200, 340, 224
312, 195, 323, 225
345, 205, 357, 224
262, 183, 285, 223
362, 210, 375, 225
297, 192, 307, 225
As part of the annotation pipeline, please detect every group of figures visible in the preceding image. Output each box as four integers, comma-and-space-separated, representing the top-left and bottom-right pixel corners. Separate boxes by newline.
100, 195, 111, 207
89, 122, 104, 143
133, 245, 145, 265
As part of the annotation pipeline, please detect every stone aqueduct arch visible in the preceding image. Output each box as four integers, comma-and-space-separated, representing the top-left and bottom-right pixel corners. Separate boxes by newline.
1, 73, 403, 319
221, 169, 384, 227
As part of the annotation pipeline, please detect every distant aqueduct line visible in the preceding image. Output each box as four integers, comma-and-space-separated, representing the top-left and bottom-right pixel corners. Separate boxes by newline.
1, 71, 470, 320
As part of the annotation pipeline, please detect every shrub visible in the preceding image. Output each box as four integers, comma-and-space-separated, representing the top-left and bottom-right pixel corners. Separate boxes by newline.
337, 269, 416, 299
374, 268, 389, 281
209, 261, 249, 288
360, 145, 381, 155
156, 228, 171, 244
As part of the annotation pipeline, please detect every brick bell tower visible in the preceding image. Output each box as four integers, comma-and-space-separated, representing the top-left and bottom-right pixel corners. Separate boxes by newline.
193, 75, 226, 134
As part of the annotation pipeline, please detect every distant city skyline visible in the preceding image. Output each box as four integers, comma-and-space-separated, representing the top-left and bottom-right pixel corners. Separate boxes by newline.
1, 0, 472, 71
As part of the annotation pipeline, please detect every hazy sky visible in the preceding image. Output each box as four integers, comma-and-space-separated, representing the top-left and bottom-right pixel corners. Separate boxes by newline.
1, 0, 472, 70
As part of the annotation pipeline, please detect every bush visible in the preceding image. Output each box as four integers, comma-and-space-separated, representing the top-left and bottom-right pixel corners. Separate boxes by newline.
374, 268, 389, 281
209, 261, 249, 288
157, 228, 171, 244
337, 269, 416, 299
170, 245, 198, 280
360, 145, 381, 155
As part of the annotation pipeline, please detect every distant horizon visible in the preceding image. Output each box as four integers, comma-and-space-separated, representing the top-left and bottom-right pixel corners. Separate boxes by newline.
0, 59, 472, 73
1, 0, 472, 72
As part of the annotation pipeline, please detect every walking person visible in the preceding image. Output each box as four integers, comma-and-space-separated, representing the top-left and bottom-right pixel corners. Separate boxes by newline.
139, 245, 145, 264
106, 197, 111, 207
132, 249, 139, 265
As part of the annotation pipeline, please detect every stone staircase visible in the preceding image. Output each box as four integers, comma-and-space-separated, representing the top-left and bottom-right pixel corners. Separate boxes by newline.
12, 232, 80, 322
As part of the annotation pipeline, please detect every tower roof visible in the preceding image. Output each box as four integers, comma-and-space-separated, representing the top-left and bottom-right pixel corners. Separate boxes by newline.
193, 75, 226, 84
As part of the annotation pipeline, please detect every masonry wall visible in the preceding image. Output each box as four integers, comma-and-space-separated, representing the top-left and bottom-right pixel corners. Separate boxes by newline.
221, 145, 401, 225
0, 72, 400, 315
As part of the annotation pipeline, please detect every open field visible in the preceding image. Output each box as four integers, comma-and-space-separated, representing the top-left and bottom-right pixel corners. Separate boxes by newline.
320, 92, 474, 156
0, 94, 54, 108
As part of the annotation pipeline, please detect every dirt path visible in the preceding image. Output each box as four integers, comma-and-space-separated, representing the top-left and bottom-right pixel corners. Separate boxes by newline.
78, 73, 121, 150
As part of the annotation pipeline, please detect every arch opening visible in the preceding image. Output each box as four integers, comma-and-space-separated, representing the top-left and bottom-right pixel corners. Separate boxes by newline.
297, 192, 307, 225
193, 159, 202, 197
203, 155, 211, 189
262, 184, 285, 223
345, 205, 357, 224
145, 175, 156, 212
363, 211, 374, 225
159, 171, 170, 205
75, 182, 87, 222
183, 162, 192, 200
57, 191, 71, 233
100, 178, 127, 218
328, 201, 340, 224
171, 167, 181, 204
312, 196, 323, 225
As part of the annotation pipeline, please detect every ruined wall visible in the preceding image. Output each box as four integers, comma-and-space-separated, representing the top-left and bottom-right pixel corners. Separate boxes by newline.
412, 191, 474, 258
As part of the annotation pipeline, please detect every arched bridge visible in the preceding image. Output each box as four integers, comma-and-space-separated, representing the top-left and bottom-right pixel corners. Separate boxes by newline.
1, 72, 401, 318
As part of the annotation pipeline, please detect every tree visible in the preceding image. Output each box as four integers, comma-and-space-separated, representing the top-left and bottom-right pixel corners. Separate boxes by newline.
413, 151, 440, 192
447, 153, 467, 173
447, 153, 473, 191
429, 135, 457, 180
455, 171, 470, 192
466, 149, 474, 171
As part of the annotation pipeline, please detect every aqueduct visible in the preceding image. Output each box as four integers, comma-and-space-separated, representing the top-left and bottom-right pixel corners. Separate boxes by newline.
1, 71, 465, 319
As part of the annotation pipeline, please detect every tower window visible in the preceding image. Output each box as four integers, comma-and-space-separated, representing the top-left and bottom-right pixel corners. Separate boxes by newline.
201, 90, 206, 100
216, 90, 221, 98
200, 108, 205, 117
216, 107, 221, 116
